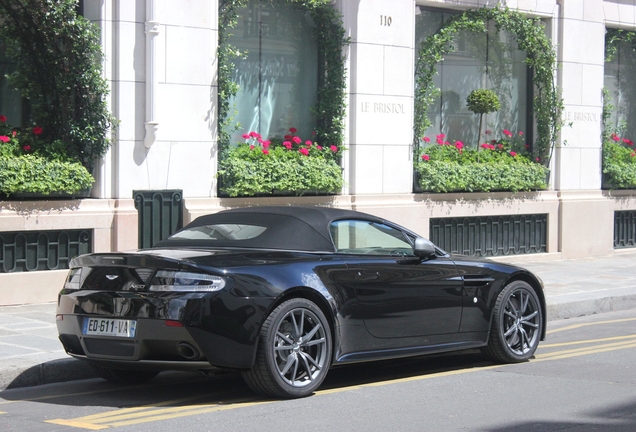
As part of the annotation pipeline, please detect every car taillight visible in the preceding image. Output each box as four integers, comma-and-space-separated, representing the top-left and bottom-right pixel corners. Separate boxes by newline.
148, 270, 226, 292
64, 268, 82, 290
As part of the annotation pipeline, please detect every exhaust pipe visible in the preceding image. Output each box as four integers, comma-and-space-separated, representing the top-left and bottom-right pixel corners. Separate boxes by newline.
176, 342, 201, 360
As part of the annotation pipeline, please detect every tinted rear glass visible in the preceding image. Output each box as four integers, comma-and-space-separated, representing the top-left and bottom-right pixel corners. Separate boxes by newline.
169, 224, 267, 241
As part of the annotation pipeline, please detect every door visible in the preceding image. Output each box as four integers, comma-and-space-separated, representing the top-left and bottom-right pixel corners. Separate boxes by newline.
330, 220, 463, 338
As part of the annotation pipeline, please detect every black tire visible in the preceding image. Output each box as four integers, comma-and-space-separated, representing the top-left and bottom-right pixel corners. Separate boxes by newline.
484, 280, 543, 363
242, 298, 332, 399
90, 363, 159, 384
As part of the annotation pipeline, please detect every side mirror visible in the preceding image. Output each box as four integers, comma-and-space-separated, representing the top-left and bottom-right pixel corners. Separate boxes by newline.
414, 237, 436, 260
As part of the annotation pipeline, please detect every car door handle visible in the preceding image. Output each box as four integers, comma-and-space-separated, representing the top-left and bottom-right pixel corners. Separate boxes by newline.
357, 271, 379, 281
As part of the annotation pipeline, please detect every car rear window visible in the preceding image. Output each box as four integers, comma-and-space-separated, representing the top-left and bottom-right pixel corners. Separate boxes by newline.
169, 224, 267, 241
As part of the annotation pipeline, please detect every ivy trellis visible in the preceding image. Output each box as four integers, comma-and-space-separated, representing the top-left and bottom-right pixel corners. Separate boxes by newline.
414, 7, 562, 166
218, 0, 348, 155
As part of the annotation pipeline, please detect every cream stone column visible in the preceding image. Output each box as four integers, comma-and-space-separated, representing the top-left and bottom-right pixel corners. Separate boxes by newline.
554, 0, 614, 258
337, 0, 416, 195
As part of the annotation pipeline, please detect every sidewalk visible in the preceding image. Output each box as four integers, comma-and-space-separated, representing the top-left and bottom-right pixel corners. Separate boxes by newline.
1, 252, 635, 391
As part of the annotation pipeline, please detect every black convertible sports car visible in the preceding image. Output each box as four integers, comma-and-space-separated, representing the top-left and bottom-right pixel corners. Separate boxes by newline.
56, 206, 546, 398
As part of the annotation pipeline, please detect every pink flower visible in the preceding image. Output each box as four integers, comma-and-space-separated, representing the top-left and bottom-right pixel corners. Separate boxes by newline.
444, 141, 450, 146
503, 129, 512, 137
292, 136, 302, 144
0, 115, 6, 123
0, 136, 9, 143
284, 135, 292, 140
436, 133, 446, 139
631, 152, 636, 157
536, 157, 540, 162
510, 151, 517, 157
289, 127, 298, 133
422, 136, 430, 143
316, 145, 323, 150
330, 145, 338, 152
249, 131, 258, 138
299, 148, 309, 156
481, 143, 489, 149
612, 133, 620, 142
22, 145, 30, 152
242, 133, 250, 140
489, 144, 495, 150
519, 131, 524, 136
624, 138, 634, 146
33, 126, 43, 135
498, 144, 504, 149
262, 140, 271, 148
262, 149, 269, 155
455, 141, 464, 150
249, 145, 255, 150
305, 140, 312, 146
422, 154, 430, 161
283, 141, 292, 149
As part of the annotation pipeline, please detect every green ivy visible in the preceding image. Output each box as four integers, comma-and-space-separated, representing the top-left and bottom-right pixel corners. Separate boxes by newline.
0, 154, 94, 194
0, 0, 114, 171
217, 0, 349, 155
414, 7, 562, 167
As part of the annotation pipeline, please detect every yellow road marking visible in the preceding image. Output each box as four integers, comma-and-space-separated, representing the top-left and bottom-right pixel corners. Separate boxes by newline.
540, 334, 636, 348
547, 317, 636, 334
537, 339, 636, 359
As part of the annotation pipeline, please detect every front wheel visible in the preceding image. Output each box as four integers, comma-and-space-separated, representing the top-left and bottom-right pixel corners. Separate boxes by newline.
484, 280, 543, 363
242, 298, 332, 398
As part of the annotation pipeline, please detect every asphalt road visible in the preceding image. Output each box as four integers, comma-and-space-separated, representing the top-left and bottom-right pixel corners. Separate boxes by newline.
1, 309, 635, 431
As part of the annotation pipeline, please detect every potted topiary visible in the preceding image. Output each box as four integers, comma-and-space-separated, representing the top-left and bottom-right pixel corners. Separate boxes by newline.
466, 88, 500, 143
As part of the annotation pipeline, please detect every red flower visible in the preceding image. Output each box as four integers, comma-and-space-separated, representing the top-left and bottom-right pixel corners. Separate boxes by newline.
503, 129, 512, 137
422, 136, 430, 143
0, 135, 9, 143
481, 143, 490, 149
519, 131, 524, 136
289, 127, 298, 133
330, 145, 338, 152
23, 145, 31, 152
33, 126, 43, 135
305, 140, 312, 147
631, 152, 635, 157
422, 154, 430, 161
299, 148, 309, 156
249, 145, 255, 150
283, 141, 292, 149
498, 144, 504, 149
262, 149, 269, 155
624, 138, 634, 146
292, 136, 302, 144
0, 115, 6, 123
242, 133, 250, 140
444, 141, 450, 146
525, 144, 530, 149
284, 135, 292, 140
262, 140, 271, 148
536, 157, 540, 162
510, 151, 517, 157
612, 133, 620, 142
316, 145, 323, 150
436, 133, 445, 139
489, 144, 495, 150
455, 141, 464, 150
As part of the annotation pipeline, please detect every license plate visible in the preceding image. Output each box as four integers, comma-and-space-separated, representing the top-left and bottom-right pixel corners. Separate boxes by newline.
82, 318, 137, 338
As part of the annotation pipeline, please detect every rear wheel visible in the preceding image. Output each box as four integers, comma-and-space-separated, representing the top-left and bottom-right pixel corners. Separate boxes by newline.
242, 298, 332, 398
484, 280, 542, 363
90, 363, 159, 384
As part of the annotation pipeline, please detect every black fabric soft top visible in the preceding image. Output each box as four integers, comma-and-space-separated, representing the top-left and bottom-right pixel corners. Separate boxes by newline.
153, 206, 386, 252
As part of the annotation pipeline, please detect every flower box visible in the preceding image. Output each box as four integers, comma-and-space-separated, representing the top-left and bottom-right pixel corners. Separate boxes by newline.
217, 129, 344, 197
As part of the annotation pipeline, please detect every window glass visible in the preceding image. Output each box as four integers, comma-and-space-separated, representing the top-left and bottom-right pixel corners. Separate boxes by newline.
330, 220, 414, 256
604, 39, 636, 139
170, 224, 267, 241
226, 0, 318, 142
416, 9, 529, 147
0, 43, 23, 125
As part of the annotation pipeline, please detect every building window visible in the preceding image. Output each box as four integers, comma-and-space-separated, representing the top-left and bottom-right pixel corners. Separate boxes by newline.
604, 37, 636, 139
416, 9, 531, 146
0, 42, 24, 126
226, 0, 319, 142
